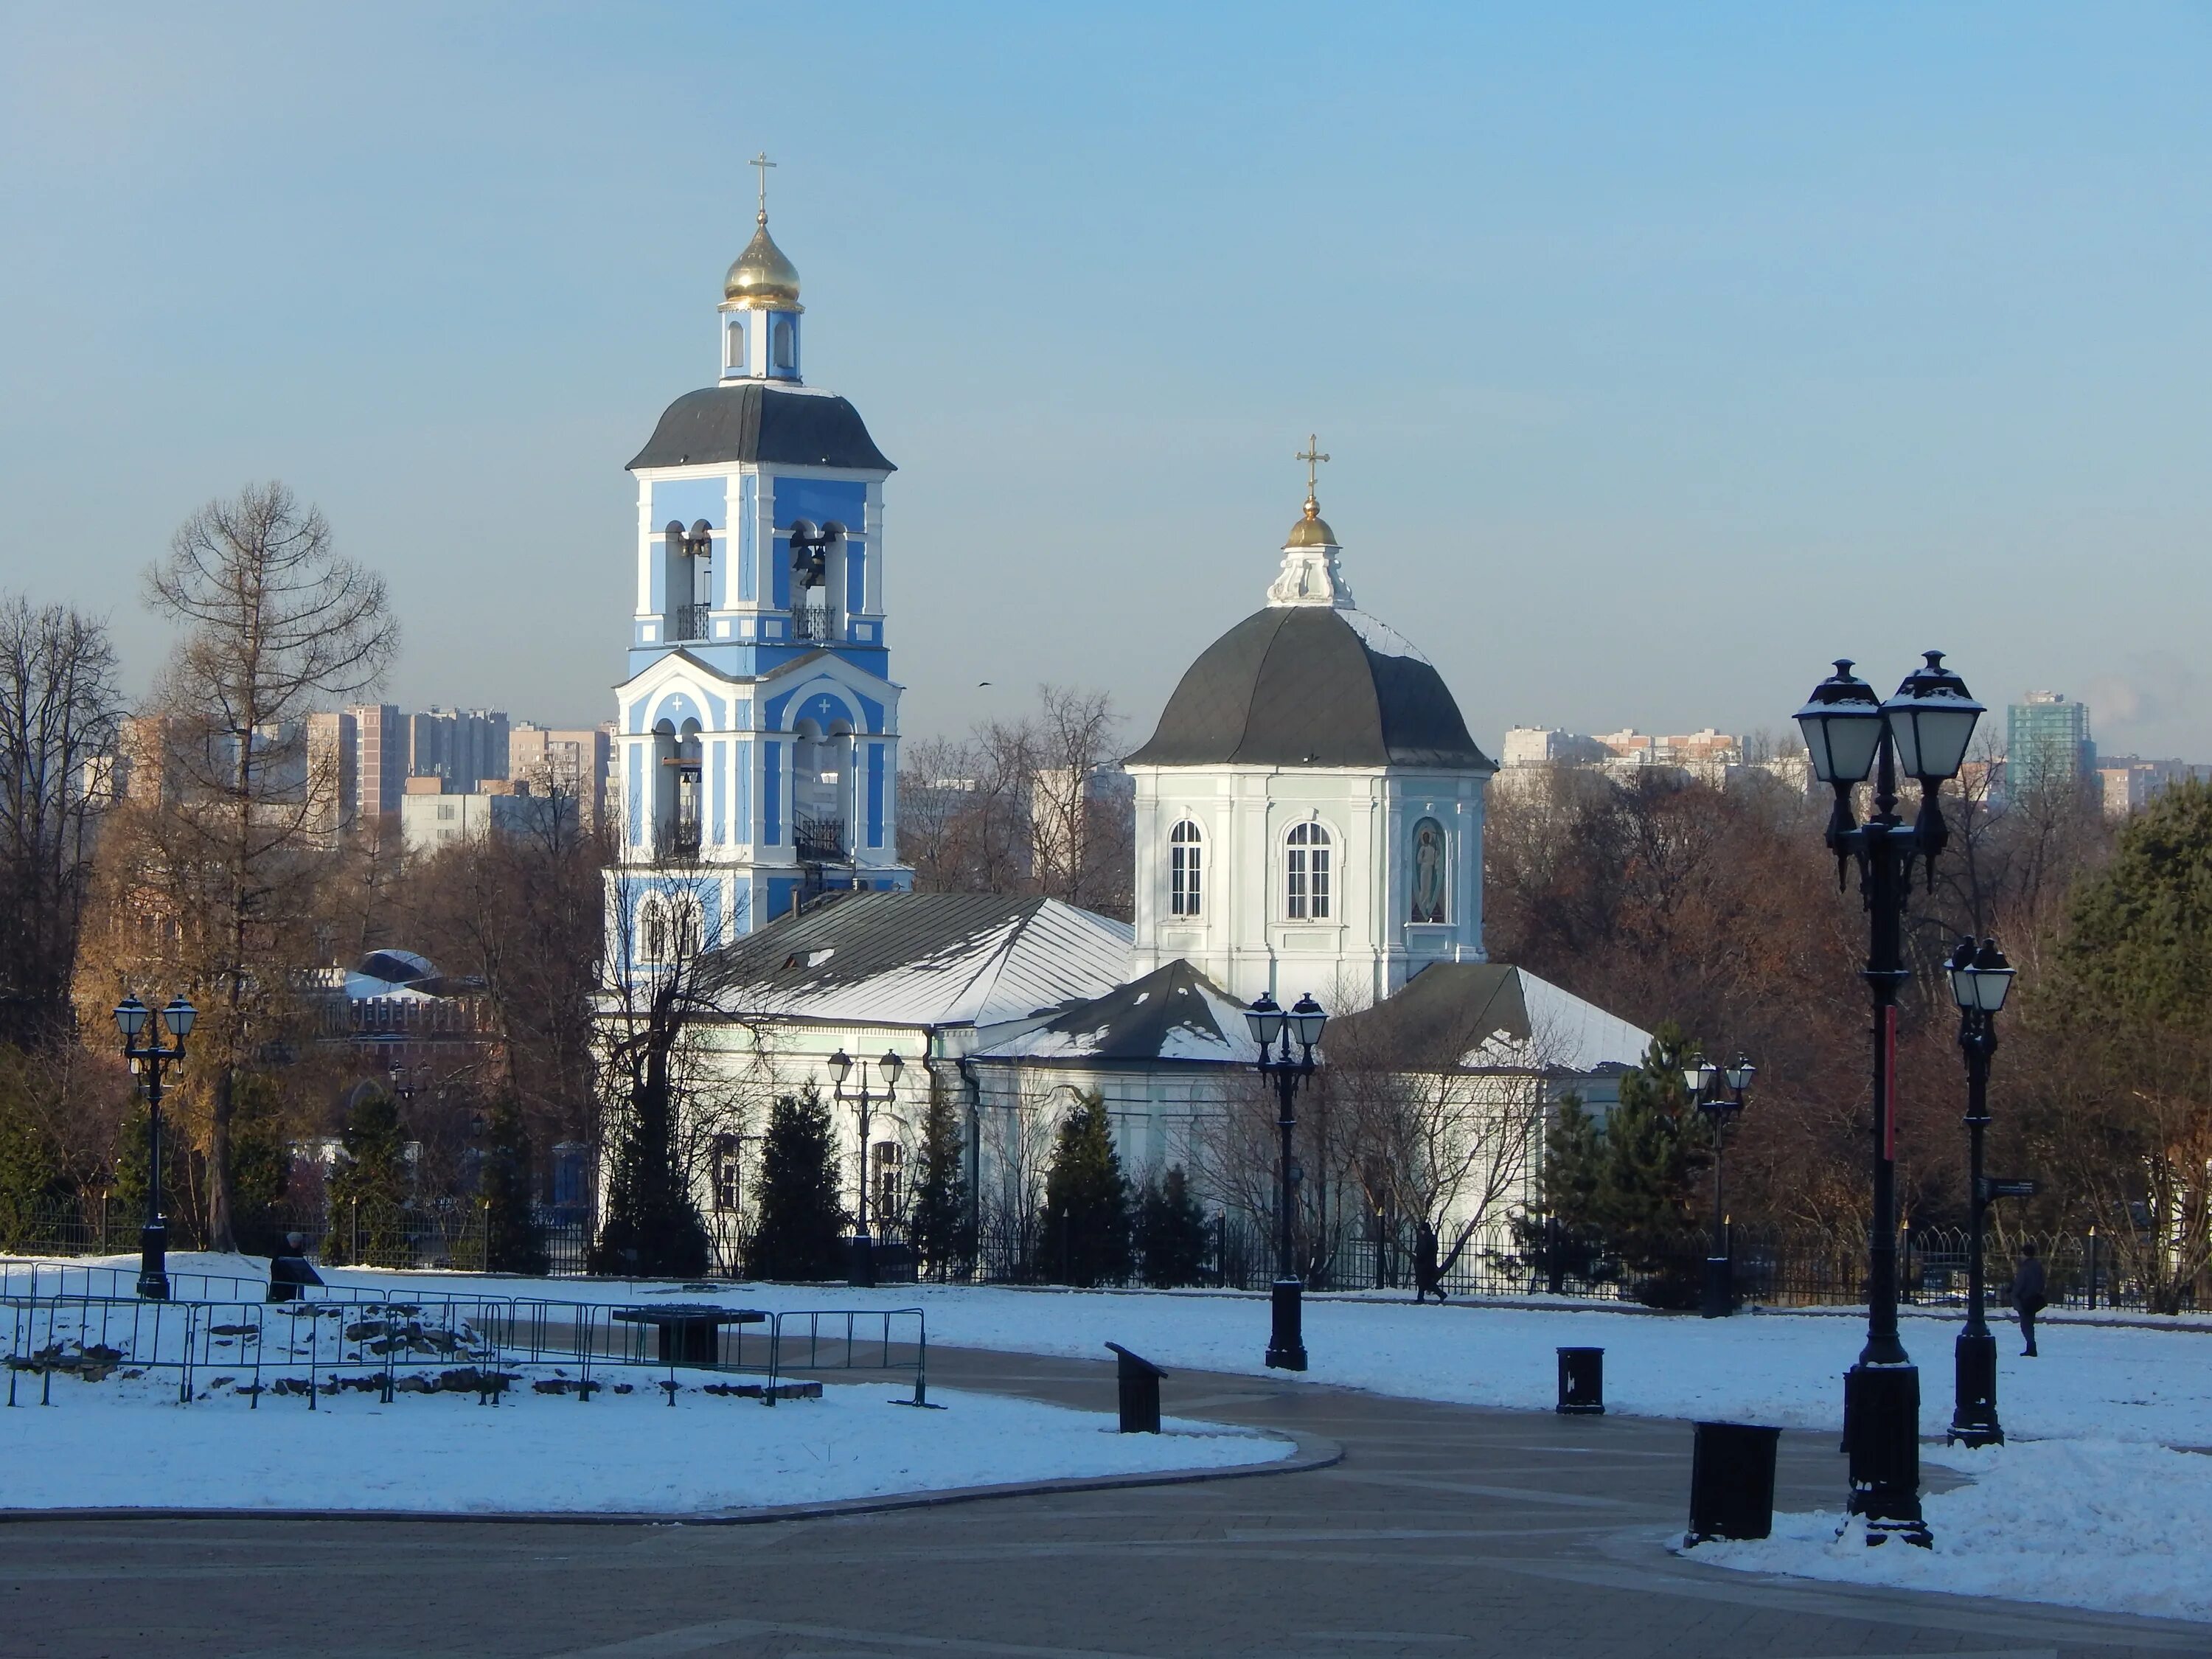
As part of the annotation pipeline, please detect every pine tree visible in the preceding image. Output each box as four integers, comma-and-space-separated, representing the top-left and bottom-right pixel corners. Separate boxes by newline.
748, 1086, 847, 1281
226, 1073, 293, 1256
908, 1085, 971, 1280
1135, 1165, 1209, 1288
481, 1089, 546, 1274
330, 1082, 411, 1265
1040, 1093, 1132, 1287
588, 1041, 711, 1279
1536, 1024, 1708, 1305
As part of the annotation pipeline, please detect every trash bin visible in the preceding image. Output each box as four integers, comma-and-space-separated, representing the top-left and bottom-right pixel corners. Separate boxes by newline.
1105, 1342, 1168, 1433
1685, 1420, 1781, 1545
1557, 1346, 1604, 1415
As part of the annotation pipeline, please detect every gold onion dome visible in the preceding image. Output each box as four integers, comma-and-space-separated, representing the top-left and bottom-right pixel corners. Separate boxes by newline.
1285, 492, 1337, 548
723, 214, 802, 309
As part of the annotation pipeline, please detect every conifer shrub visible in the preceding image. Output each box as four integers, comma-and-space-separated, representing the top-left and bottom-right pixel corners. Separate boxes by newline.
748, 1085, 848, 1281
1135, 1165, 1210, 1288
1040, 1093, 1132, 1287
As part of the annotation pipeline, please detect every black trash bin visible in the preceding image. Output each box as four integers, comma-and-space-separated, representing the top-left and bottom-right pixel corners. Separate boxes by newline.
1105, 1342, 1168, 1433
1557, 1346, 1604, 1415
1685, 1420, 1782, 1545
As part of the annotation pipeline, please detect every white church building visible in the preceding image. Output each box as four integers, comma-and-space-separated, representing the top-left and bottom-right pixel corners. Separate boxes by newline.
603, 183, 1652, 1264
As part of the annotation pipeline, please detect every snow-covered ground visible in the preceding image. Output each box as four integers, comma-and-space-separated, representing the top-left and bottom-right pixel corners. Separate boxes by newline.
262, 1263, 2208, 1447
27, 1254, 2212, 1449
0, 1369, 1288, 1515
1688, 1438, 2212, 1626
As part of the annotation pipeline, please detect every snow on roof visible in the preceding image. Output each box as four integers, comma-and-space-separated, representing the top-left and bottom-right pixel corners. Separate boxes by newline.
1329, 962, 1651, 1077
1339, 607, 1433, 665
707, 891, 1133, 1029
971, 960, 1260, 1065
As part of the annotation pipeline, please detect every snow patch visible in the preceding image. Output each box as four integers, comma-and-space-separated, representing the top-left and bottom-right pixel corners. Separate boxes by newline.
1340, 608, 1433, 665
1688, 1438, 2212, 1625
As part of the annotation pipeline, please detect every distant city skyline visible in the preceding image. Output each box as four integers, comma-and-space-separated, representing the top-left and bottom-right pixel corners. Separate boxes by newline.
4, 5, 2209, 757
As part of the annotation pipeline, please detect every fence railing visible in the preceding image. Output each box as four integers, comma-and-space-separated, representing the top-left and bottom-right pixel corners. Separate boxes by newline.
3, 1290, 926, 1413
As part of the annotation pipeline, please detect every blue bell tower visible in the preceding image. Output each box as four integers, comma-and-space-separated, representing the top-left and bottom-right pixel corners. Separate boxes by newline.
609, 156, 911, 962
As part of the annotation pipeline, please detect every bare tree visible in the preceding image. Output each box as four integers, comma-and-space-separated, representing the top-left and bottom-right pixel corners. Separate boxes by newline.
0, 599, 121, 1045
138, 481, 397, 1248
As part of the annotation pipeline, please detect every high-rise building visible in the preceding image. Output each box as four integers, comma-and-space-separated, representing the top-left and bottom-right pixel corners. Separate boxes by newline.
509, 723, 613, 828
350, 703, 408, 824
2006, 692, 2095, 798
408, 707, 510, 794
305, 711, 357, 839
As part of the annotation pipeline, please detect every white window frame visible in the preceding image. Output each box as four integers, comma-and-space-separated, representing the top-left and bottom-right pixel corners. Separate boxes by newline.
1168, 818, 1203, 917
1284, 820, 1333, 920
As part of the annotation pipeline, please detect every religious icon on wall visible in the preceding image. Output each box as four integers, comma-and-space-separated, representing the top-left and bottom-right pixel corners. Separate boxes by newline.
1411, 817, 1447, 923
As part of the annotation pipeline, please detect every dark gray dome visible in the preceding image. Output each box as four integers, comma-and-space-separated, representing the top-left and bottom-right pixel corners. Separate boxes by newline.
627, 383, 894, 473
1126, 606, 1493, 771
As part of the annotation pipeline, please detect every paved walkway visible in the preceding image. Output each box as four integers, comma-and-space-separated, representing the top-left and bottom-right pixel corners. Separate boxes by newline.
2, 1343, 2203, 1658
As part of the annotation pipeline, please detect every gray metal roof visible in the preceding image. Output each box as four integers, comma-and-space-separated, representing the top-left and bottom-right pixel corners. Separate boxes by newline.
970, 959, 1260, 1065
1328, 963, 1650, 1075
1124, 606, 1493, 770
627, 383, 895, 473
702, 891, 1130, 1028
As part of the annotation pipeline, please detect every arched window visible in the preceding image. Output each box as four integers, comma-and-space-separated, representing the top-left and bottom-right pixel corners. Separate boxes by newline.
1169, 819, 1203, 917
771, 316, 796, 371
1284, 821, 1332, 920
1409, 817, 1449, 923
724, 318, 745, 371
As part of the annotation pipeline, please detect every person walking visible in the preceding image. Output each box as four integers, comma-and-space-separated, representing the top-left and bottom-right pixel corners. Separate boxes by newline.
2013, 1239, 2048, 1357
1413, 1220, 1444, 1304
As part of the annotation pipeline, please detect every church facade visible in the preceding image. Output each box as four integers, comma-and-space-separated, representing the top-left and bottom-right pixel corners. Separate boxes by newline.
1124, 481, 1495, 1007
608, 174, 911, 967
601, 184, 1650, 1269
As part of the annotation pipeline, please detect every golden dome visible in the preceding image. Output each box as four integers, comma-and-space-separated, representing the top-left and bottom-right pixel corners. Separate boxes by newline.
1285, 492, 1337, 549
723, 214, 802, 310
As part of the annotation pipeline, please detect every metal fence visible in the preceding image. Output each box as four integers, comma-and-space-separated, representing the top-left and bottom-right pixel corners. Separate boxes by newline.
941, 1214, 2190, 1314
0, 1199, 596, 1276
3, 1287, 928, 1412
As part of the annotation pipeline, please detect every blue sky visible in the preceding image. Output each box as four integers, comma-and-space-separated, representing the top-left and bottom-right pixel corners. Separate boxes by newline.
3, 3, 2208, 757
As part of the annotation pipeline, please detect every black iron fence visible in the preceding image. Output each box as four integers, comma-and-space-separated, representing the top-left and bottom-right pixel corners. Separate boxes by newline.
0, 1199, 595, 1277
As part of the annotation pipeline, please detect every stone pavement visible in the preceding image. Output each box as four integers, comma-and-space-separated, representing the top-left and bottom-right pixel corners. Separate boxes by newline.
1, 1343, 2203, 1658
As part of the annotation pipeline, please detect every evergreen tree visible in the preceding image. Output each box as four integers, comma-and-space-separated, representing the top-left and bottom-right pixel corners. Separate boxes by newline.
0, 1050, 66, 1249
748, 1086, 847, 1281
1536, 1024, 1708, 1305
330, 1082, 411, 1265
1135, 1165, 1209, 1288
589, 1071, 711, 1279
1040, 1092, 1132, 1287
908, 1086, 971, 1280
226, 1073, 293, 1256
480, 1089, 546, 1274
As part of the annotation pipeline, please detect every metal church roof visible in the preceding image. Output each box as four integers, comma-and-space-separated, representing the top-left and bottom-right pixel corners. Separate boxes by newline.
970, 959, 1262, 1065
627, 383, 895, 473
1124, 606, 1493, 771
1327, 963, 1652, 1076
703, 891, 1130, 1029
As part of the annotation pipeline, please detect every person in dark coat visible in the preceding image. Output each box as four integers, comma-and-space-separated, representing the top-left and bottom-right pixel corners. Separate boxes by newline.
1413, 1220, 1444, 1304
266, 1232, 325, 1303
2013, 1239, 2047, 1357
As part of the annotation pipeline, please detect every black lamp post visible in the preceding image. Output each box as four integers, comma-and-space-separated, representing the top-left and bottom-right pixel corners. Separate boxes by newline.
829, 1046, 902, 1289
1795, 652, 1984, 1548
1945, 936, 2014, 1448
1245, 990, 1326, 1371
114, 992, 196, 1301
1685, 1053, 1756, 1318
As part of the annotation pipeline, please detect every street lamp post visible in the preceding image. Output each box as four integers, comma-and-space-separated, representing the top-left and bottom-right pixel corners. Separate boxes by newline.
1795, 652, 1984, 1548
1945, 936, 2014, 1448
114, 993, 197, 1301
1245, 991, 1326, 1371
828, 1047, 902, 1289
1685, 1053, 1756, 1318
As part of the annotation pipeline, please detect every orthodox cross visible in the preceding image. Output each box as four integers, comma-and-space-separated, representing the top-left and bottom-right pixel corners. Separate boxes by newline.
1296, 434, 1330, 498
751, 150, 776, 219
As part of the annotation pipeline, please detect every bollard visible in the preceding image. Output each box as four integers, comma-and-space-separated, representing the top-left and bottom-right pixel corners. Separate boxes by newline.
1105, 1342, 1169, 1433
1685, 1421, 1781, 1545
1557, 1346, 1604, 1415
